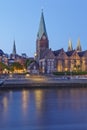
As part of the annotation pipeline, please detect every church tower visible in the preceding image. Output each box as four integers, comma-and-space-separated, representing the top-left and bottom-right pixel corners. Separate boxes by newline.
68, 39, 73, 51
36, 10, 49, 61
76, 38, 82, 52
12, 40, 16, 55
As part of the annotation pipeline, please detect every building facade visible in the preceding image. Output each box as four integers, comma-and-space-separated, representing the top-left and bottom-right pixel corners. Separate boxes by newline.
35, 11, 87, 74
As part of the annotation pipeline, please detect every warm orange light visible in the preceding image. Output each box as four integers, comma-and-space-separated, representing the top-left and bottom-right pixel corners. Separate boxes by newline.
22, 90, 29, 114
34, 90, 43, 110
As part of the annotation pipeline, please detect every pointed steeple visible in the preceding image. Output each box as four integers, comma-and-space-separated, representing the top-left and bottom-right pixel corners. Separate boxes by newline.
12, 40, 16, 55
37, 10, 48, 40
76, 38, 82, 52
36, 11, 49, 61
68, 39, 73, 51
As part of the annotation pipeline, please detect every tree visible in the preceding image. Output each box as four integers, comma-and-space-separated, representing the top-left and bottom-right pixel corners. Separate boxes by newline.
10, 62, 23, 73
0, 62, 9, 73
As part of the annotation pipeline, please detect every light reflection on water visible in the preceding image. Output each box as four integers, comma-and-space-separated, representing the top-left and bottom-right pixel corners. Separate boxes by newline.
34, 90, 43, 111
22, 90, 29, 115
0, 88, 87, 130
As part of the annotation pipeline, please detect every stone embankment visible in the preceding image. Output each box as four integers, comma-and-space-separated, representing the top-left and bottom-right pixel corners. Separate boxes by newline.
0, 75, 87, 90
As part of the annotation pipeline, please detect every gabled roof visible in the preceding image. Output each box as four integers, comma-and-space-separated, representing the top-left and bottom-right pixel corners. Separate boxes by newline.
66, 50, 75, 57
78, 50, 87, 57
40, 48, 55, 59
37, 11, 48, 40
0, 49, 4, 56
28, 61, 39, 70
53, 48, 64, 56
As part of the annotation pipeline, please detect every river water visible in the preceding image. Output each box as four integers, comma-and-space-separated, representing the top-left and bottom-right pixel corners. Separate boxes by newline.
0, 88, 87, 130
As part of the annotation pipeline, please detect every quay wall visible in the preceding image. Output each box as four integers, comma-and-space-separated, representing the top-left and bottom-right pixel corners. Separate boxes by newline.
1, 78, 87, 90
0, 76, 87, 90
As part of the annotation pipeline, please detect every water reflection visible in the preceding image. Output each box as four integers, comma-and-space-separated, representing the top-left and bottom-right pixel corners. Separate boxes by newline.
2, 96, 8, 112
22, 90, 29, 114
34, 90, 43, 110
0, 88, 87, 130
57, 88, 87, 112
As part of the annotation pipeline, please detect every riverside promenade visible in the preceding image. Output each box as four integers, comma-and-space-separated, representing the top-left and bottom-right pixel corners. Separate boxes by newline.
0, 74, 87, 90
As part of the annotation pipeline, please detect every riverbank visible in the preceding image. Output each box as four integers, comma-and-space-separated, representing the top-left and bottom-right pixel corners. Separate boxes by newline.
0, 75, 87, 90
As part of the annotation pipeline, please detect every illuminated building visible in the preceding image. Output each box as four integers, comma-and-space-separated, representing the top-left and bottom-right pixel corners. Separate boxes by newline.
34, 11, 87, 74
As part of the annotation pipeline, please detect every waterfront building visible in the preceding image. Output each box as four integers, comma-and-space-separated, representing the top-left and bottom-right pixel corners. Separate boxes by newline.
9, 40, 27, 66
34, 11, 87, 74
27, 61, 39, 74
35, 11, 56, 73
0, 11, 87, 74
0, 49, 8, 65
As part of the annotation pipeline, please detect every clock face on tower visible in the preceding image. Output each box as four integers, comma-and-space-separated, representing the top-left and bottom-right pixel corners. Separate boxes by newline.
42, 35, 46, 40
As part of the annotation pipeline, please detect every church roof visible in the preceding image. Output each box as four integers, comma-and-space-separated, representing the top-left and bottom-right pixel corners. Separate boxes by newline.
40, 48, 55, 59
28, 61, 39, 70
53, 48, 64, 56
0, 49, 4, 56
37, 11, 48, 40
78, 50, 87, 57
66, 50, 75, 57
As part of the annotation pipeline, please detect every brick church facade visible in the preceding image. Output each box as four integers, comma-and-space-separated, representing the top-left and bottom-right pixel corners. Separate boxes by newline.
34, 11, 87, 74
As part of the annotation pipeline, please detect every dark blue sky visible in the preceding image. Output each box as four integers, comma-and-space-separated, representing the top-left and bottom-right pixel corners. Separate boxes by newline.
0, 0, 87, 56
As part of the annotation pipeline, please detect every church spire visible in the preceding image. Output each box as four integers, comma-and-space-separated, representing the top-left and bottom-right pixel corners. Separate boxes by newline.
76, 38, 82, 52
68, 39, 73, 51
36, 11, 49, 61
37, 10, 48, 40
12, 40, 16, 55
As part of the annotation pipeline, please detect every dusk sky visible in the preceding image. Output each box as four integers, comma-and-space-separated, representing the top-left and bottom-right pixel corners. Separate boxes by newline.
0, 0, 87, 56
